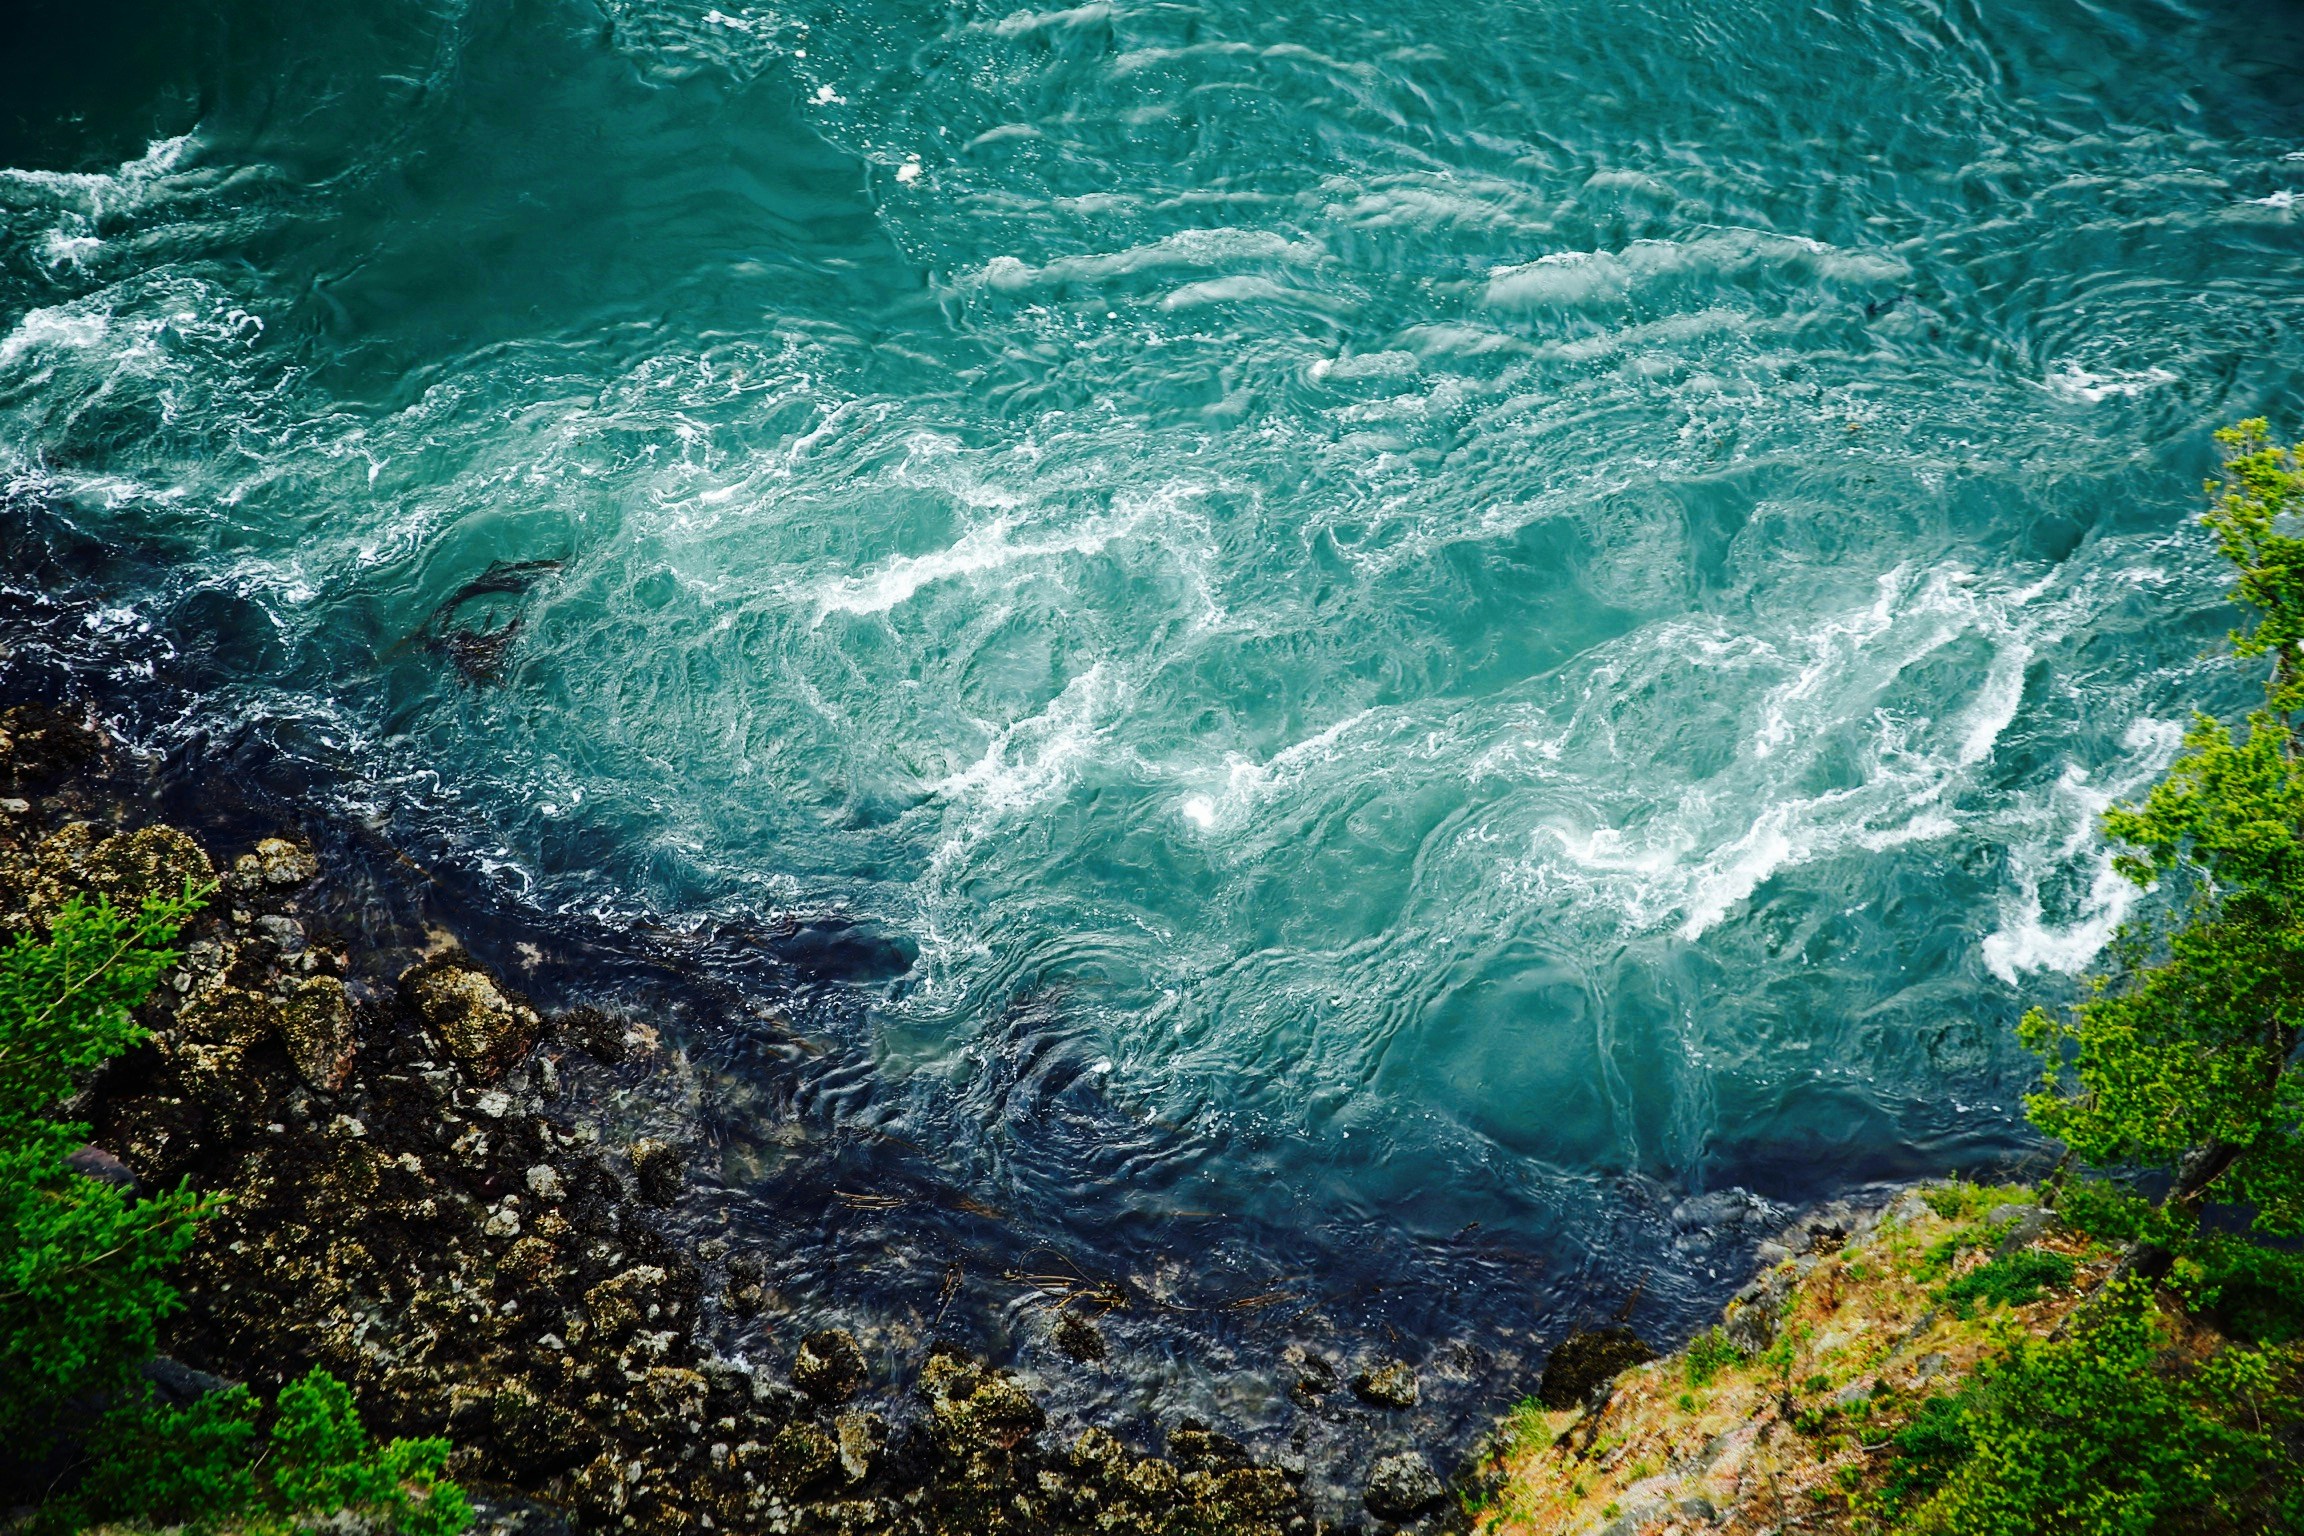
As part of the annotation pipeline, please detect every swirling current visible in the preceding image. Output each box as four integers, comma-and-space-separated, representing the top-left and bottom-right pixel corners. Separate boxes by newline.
6, 0, 2304, 1471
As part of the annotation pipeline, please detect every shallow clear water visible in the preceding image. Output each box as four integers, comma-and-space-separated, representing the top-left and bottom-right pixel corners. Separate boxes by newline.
7, 0, 2304, 1440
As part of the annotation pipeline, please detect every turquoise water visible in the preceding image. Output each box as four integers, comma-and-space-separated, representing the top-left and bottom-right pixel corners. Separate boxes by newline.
7, 0, 2304, 1422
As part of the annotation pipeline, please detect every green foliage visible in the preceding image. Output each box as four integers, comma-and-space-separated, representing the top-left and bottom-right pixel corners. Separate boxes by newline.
1883, 1393, 1972, 1513
1919, 1181, 2034, 1222
2019, 422, 2304, 1233
53, 1384, 264, 1533
2050, 1177, 2158, 1244
39, 1369, 474, 1536
1908, 422, 2304, 1534
1682, 1325, 1740, 1388
2169, 1232, 2304, 1347
270, 1368, 472, 1536
1938, 1249, 2076, 1317
1, 886, 214, 1448
1891, 1281, 2296, 1536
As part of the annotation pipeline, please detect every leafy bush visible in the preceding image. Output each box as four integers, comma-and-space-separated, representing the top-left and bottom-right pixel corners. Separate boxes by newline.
2170, 1233, 2304, 1347
1682, 1326, 1740, 1388
269, 1368, 470, 1536
1, 886, 213, 1449
1893, 1282, 2295, 1536
45, 1368, 472, 1536
2020, 421, 2304, 1237
1938, 1249, 2075, 1317
1883, 1392, 1971, 1513
58, 1385, 263, 1532
1918, 1182, 2034, 1223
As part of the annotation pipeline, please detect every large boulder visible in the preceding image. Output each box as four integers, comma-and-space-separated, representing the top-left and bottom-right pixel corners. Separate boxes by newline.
1365, 1451, 1445, 1521
278, 976, 357, 1090
407, 962, 536, 1080
1539, 1326, 1656, 1409
794, 1328, 867, 1403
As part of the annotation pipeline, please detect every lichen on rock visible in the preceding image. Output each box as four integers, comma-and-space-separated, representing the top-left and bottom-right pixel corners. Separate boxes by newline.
278, 975, 357, 1090
408, 961, 538, 1080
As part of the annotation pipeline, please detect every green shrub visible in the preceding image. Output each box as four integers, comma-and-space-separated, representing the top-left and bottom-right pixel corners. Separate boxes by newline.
1, 886, 213, 1449
2051, 1178, 2157, 1245
1882, 1392, 1971, 1513
42, 1368, 472, 1536
2171, 1234, 2304, 1347
270, 1368, 471, 1536
1919, 1183, 2034, 1223
58, 1384, 263, 1533
1893, 1282, 2295, 1536
1683, 1326, 1741, 1388
1938, 1249, 2076, 1317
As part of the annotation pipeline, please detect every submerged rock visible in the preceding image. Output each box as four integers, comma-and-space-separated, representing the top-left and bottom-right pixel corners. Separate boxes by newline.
1054, 1309, 1107, 1362
1288, 1352, 1338, 1406
628, 1135, 683, 1204
1364, 1451, 1445, 1520
253, 835, 320, 887
0, 725, 1326, 1536
1538, 1326, 1656, 1409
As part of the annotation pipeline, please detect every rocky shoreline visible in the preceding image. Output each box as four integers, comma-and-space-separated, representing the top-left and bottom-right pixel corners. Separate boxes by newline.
2, 703, 1477, 1536
1465, 1185, 2113, 1535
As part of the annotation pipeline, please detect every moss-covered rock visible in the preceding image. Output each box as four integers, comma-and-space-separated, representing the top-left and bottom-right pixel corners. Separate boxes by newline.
1537, 1326, 1655, 1409
1351, 1358, 1419, 1409
1364, 1451, 1444, 1521
408, 962, 536, 1080
277, 975, 357, 1090
795, 1327, 867, 1404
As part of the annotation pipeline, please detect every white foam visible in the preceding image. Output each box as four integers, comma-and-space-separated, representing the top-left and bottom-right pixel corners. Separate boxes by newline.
0, 307, 111, 368
0, 134, 198, 214
974, 228, 1325, 291
1174, 709, 1386, 836
935, 664, 1116, 816
1981, 717, 2187, 982
804, 504, 1143, 619
2045, 362, 2178, 401
987, 2, 1113, 35
1484, 229, 1907, 310
1489, 560, 2088, 943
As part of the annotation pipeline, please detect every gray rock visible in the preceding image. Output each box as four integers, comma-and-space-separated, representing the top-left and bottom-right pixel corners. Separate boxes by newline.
1353, 1358, 1419, 1409
1364, 1451, 1445, 1521
254, 914, 306, 953
1724, 1266, 1798, 1355
1990, 1204, 2053, 1258
66, 1143, 138, 1193
143, 1354, 232, 1405
254, 836, 320, 886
